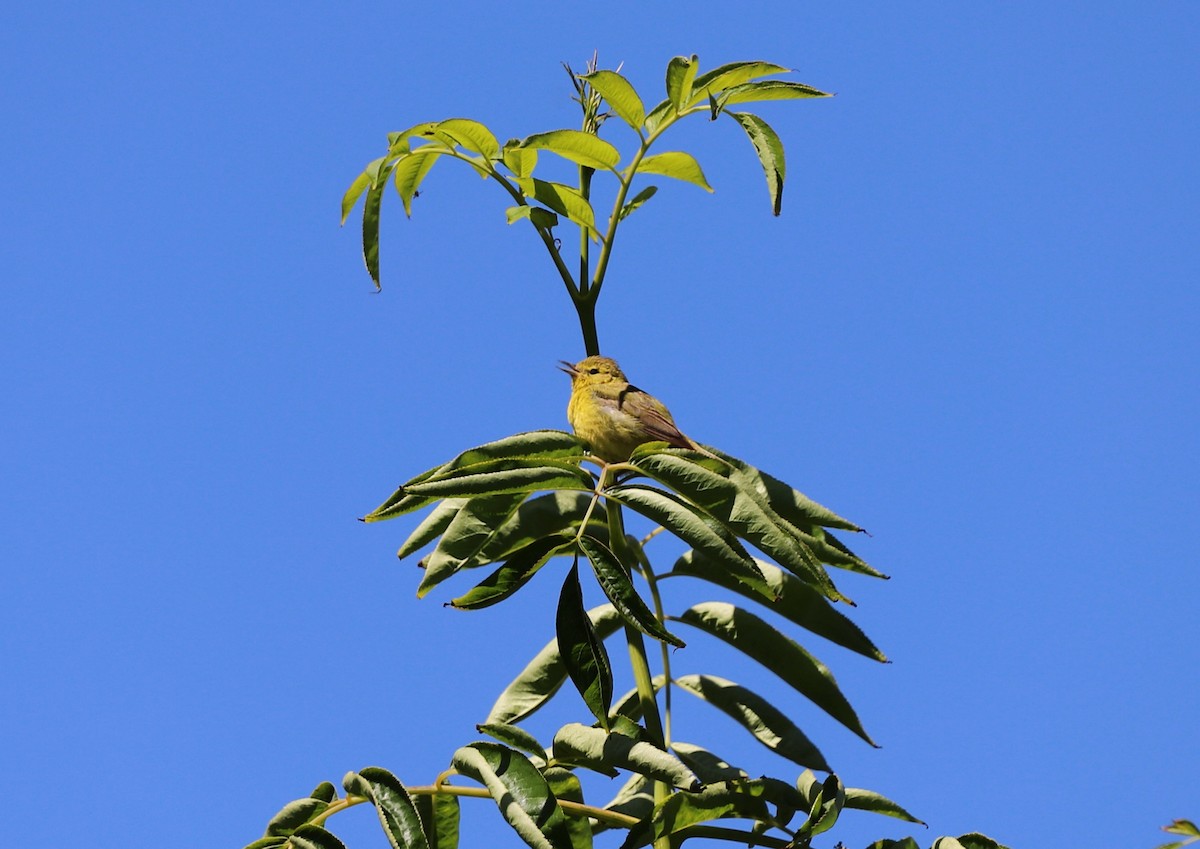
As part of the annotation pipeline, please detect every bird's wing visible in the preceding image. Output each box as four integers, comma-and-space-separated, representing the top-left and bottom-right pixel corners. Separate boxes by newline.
618, 385, 695, 449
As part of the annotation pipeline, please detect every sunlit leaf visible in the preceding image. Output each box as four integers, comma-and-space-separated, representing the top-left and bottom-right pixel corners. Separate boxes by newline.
619, 185, 657, 220
469, 491, 602, 566
486, 605, 622, 724
677, 602, 876, 745
843, 785, 925, 825
502, 143, 538, 178
521, 130, 620, 170
670, 741, 749, 784
674, 674, 830, 770
665, 54, 699, 111
635, 152, 712, 192
720, 79, 832, 105
405, 462, 594, 500
476, 722, 548, 764
264, 798, 328, 837
452, 742, 575, 849
438, 118, 501, 160
287, 825, 348, 849
519, 179, 599, 238
341, 158, 381, 225
414, 792, 460, 849
361, 161, 388, 289
580, 70, 646, 130
691, 61, 791, 101
394, 148, 445, 217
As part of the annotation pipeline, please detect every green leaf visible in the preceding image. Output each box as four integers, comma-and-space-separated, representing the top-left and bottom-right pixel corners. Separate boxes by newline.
605, 485, 768, 596
670, 552, 888, 661
287, 825, 348, 849
341, 158, 380, 225
397, 498, 467, 560
726, 111, 785, 216
953, 835, 1009, 849
521, 130, 620, 171
677, 602, 876, 745
471, 491, 603, 565
862, 839, 922, 849
387, 121, 444, 156
519, 179, 598, 238
795, 773, 844, 839
242, 839, 288, 849
451, 742, 575, 849
405, 462, 594, 500
394, 149, 445, 217
619, 185, 657, 220
691, 61, 791, 100
309, 782, 337, 803
485, 604, 623, 724
551, 723, 701, 790
577, 534, 685, 647
556, 563, 614, 728
449, 534, 568, 609
264, 798, 328, 837
622, 784, 772, 849
358, 766, 431, 849
476, 722, 548, 763
665, 54, 698, 112
542, 767, 593, 849
361, 161, 388, 289
419, 493, 528, 597
502, 143, 538, 178
843, 785, 925, 824
669, 741, 749, 784
436, 431, 587, 474
437, 118, 500, 160
635, 152, 713, 192
629, 448, 842, 600
580, 70, 646, 130
720, 79, 832, 105
599, 774, 655, 828
414, 792, 460, 849
710, 448, 863, 533
674, 674, 830, 770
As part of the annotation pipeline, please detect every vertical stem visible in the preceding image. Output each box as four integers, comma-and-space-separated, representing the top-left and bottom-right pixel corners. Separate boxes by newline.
605, 498, 672, 849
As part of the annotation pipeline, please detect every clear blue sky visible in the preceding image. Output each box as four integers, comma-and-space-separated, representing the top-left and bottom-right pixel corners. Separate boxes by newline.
3, 3, 1197, 848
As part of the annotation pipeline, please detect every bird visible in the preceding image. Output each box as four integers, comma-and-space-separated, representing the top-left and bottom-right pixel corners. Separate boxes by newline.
559, 355, 701, 463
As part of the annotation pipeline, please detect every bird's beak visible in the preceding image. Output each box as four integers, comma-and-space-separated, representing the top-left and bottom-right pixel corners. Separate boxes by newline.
558, 360, 578, 378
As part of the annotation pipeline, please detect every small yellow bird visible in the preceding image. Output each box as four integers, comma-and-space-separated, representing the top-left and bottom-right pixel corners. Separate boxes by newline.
559, 355, 700, 463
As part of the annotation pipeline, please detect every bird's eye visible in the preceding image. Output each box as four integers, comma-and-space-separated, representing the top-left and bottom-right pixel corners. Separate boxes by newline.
589, 367, 601, 374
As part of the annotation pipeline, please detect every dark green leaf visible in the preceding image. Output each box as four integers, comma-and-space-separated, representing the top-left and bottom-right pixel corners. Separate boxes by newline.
609, 485, 770, 598
670, 552, 888, 661
580, 70, 645, 130
419, 493, 528, 597
677, 602, 876, 745
726, 111, 785, 216
577, 534, 685, 647
619, 185, 657, 220
471, 492, 602, 565
953, 835, 1007, 849
674, 674, 830, 770
669, 741, 749, 784
665, 54, 698, 111
635, 152, 712, 191
557, 563, 614, 727
843, 786, 924, 825
242, 839, 288, 849
795, 773, 843, 839
521, 130, 620, 170
629, 448, 842, 601
542, 767, 593, 849
414, 792, 460, 849
264, 798, 328, 837
451, 742, 575, 849
485, 604, 623, 724
862, 840, 922, 849
551, 723, 701, 790
361, 161, 389, 289
398, 498, 467, 561
709, 448, 863, 533
621, 784, 772, 849
287, 825, 348, 849
359, 766, 431, 849
449, 534, 569, 609
405, 462, 593, 500
309, 782, 337, 804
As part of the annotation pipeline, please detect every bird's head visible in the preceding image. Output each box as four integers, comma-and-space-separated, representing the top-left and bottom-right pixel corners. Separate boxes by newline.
558, 355, 627, 387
